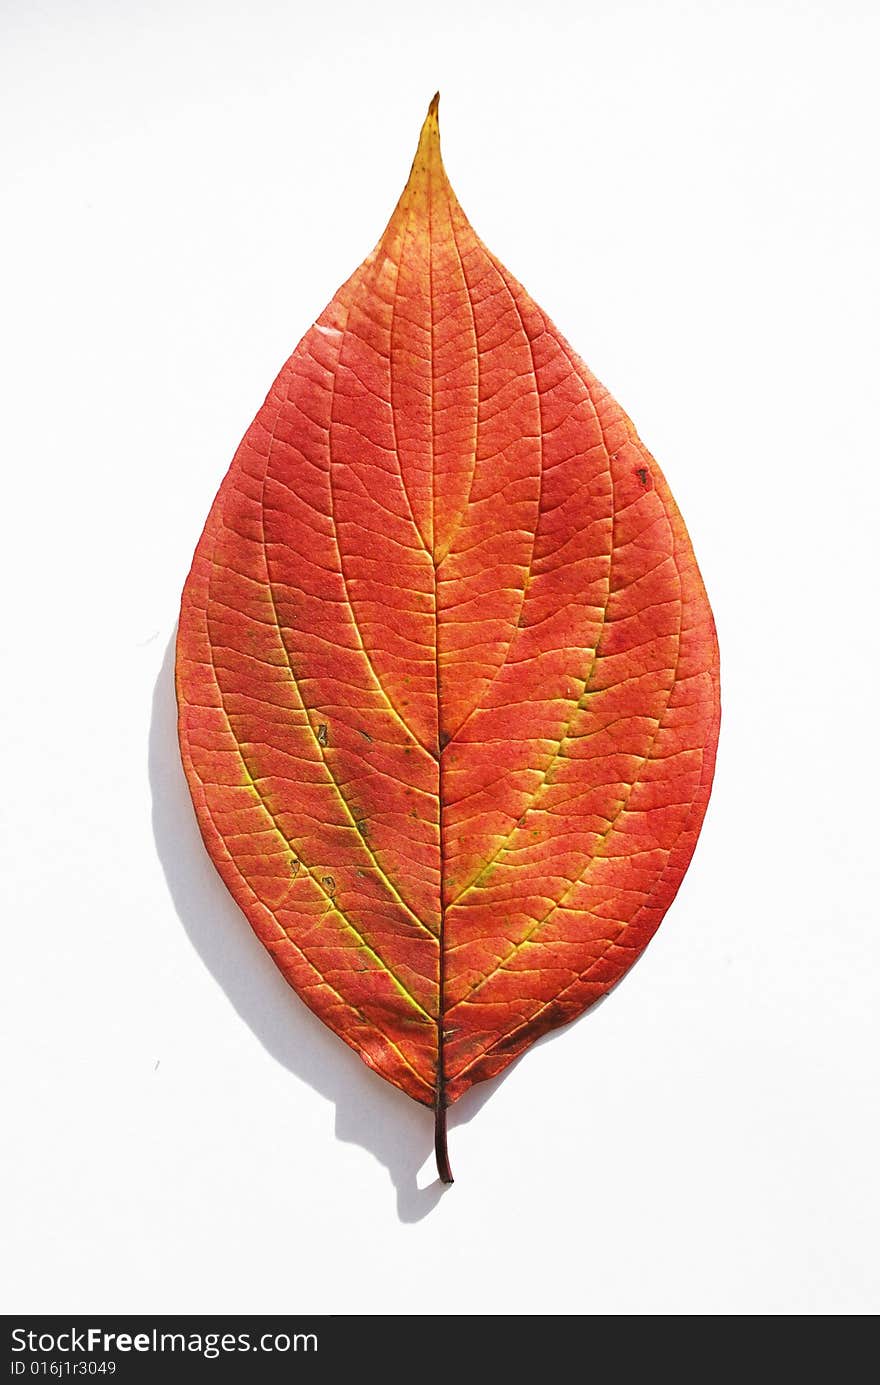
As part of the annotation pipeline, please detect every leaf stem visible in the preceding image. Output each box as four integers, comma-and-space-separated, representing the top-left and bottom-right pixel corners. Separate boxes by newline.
434, 1098, 454, 1183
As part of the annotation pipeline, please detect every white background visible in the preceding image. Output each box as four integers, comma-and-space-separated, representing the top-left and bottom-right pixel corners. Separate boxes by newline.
3, 0, 878, 1316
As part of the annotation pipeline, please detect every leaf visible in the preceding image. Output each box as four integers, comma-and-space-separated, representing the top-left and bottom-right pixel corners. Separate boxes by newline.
176, 95, 721, 1183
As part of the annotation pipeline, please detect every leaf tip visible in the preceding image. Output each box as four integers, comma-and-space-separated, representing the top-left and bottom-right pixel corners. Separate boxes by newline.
411, 90, 443, 176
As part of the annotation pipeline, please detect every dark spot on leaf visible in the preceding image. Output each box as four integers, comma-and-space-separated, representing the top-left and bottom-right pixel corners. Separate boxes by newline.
496, 1002, 570, 1051
289, 855, 300, 877
322, 874, 336, 895
636, 466, 648, 486
317, 723, 328, 746
355, 819, 368, 837
358, 728, 373, 743
439, 730, 451, 751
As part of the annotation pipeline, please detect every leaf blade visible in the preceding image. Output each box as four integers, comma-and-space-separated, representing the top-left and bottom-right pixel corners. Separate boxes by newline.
176, 96, 720, 1168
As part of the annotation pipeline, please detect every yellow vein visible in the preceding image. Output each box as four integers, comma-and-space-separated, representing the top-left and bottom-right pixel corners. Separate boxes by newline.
197, 483, 434, 1023
449, 480, 684, 1009
261, 319, 439, 942
451, 738, 705, 1086
440, 242, 545, 747
184, 675, 434, 1080
446, 335, 613, 910
236, 753, 432, 1022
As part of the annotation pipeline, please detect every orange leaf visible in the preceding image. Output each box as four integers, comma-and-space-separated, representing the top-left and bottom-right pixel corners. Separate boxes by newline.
176, 95, 720, 1182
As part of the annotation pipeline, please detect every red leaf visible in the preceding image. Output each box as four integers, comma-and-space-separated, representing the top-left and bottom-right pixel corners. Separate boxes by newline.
176, 95, 720, 1182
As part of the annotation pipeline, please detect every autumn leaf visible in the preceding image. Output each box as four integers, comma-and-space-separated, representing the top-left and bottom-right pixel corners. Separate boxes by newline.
176, 95, 721, 1183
